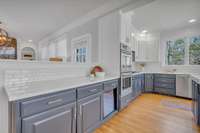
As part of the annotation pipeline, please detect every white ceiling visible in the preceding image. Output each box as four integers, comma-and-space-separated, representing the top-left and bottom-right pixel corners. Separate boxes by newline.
132, 0, 200, 33
0, 0, 138, 43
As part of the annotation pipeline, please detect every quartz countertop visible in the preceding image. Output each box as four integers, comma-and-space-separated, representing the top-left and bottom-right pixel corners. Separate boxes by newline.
4, 75, 120, 101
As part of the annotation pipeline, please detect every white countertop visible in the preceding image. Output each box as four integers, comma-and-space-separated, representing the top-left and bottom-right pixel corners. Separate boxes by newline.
4, 71, 200, 102
132, 71, 200, 83
4, 75, 119, 101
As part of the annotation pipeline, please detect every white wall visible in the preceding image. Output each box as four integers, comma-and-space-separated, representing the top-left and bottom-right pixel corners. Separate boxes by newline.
38, 19, 99, 63
142, 23, 200, 74
98, 11, 121, 76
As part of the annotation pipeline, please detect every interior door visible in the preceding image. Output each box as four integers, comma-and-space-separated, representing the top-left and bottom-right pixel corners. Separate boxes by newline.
22, 103, 76, 133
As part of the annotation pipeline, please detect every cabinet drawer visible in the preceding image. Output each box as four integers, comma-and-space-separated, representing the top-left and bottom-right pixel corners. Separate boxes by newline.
77, 83, 103, 99
154, 77, 175, 84
104, 80, 118, 91
154, 74, 176, 79
154, 82, 175, 89
21, 89, 76, 117
154, 87, 176, 95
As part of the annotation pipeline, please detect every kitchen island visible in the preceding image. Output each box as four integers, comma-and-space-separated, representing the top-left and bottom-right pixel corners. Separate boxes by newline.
4, 75, 120, 133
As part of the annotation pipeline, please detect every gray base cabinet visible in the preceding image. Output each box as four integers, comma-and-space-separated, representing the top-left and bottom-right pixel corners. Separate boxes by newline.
144, 74, 154, 92
154, 74, 176, 96
120, 93, 132, 109
22, 103, 76, 133
132, 74, 144, 99
192, 80, 200, 125
77, 93, 102, 133
77, 83, 103, 133
10, 80, 119, 133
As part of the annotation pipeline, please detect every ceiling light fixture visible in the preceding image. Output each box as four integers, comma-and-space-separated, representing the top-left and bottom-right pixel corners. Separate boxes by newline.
0, 28, 9, 46
28, 40, 33, 43
189, 19, 196, 23
131, 33, 135, 37
140, 33, 145, 37
142, 30, 148, 33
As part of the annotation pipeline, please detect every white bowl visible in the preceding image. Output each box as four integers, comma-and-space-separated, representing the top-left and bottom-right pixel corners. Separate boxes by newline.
95, 72, 105, 78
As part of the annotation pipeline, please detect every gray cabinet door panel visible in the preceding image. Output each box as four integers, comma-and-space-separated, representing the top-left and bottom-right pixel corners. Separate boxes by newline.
22, 103, 76, 133
77, 94, 102, 133
154, 82, 175, 89
145, 74, 154, 92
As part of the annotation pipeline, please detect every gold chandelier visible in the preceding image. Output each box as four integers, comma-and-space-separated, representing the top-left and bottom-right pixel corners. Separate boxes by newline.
0, 28, 9, 46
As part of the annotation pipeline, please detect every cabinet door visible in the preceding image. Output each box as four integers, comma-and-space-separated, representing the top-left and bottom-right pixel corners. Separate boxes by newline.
132, 79, 137, 99
137, 78, 142, 96
145, 74, 154, 92
192, 81, 195, 115
77, 94, 102, 133
22, 103, 76, 133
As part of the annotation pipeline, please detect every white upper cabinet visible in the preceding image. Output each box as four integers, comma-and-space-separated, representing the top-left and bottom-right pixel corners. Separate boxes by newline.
120, 11, 134, 47
133, 36, 159, 62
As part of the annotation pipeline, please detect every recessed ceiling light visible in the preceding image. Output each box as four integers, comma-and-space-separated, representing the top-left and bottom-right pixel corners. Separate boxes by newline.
131, 33, 135, 37
28, 40, 33, 42
189, 19, 196, 23
142, 30, 148, 33
140, 34, 145, 37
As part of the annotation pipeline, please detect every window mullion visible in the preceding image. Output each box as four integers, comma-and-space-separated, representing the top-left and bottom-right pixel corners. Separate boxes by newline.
185, 37, 189, 65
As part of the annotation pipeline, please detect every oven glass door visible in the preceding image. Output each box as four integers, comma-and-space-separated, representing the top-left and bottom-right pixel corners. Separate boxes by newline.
121, 52, 132, 72
103, 89, 117, 118
122, 77, 132, 90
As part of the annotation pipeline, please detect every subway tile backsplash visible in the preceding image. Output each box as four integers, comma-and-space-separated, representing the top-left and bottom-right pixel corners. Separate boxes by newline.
4, 66, 90, 86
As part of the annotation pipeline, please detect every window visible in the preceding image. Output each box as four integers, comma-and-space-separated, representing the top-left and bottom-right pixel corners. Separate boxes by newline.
71, 34, 91, 63
56, 37, 67, 61
40, 34, 67, 62
165, 35, 200, 66
48, 41, 56, 58
189, 36, 200, 65
166, 38, 186, 65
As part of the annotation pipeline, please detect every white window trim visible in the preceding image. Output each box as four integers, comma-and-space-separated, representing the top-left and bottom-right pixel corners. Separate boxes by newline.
163, 36, 200, 67
71, 34, 91, 64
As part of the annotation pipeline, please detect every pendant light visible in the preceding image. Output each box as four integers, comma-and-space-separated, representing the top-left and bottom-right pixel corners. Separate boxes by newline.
0, 21, 9, 46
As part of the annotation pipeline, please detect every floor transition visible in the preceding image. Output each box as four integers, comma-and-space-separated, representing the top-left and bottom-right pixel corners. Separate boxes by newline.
94, 94, 200, 133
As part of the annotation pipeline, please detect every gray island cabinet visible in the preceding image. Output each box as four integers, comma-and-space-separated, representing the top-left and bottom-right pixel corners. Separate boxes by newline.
9, 78, 119, 133
10, 89, 77, 133
77, 83, 103, 133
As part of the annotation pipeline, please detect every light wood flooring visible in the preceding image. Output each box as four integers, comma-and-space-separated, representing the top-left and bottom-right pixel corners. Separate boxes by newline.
94, 94, 200, 133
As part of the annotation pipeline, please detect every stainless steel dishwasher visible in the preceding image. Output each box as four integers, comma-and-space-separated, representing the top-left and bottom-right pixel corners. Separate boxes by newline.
176, 74, 190, 98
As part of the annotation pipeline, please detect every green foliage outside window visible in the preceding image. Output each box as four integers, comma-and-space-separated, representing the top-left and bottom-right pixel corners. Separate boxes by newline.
166, 38, 186, 65
189, 36, 200, 65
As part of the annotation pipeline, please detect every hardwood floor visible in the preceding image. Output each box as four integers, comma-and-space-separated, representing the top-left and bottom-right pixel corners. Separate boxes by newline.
94, 94, 200, 133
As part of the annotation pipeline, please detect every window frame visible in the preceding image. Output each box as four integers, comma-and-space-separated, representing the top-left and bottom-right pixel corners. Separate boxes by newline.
71, 34, 91, 64
164, 35, 200, 67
